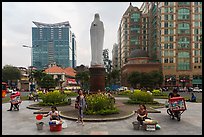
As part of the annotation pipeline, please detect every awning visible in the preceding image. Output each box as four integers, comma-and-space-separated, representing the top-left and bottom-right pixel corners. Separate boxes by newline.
67, 78, 77, 84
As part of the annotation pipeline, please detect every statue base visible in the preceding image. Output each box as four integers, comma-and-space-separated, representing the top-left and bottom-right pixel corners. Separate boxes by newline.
89, 66, 105, 93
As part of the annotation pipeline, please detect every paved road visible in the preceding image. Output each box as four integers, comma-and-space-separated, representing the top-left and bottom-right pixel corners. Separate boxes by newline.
2, 99, 202, 135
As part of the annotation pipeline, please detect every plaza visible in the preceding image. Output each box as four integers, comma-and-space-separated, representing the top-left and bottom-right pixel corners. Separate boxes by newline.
2, 98, 202, 135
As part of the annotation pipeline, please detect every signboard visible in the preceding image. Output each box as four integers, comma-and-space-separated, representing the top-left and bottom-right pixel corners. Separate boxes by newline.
67, 78, 77, 84
146, 124, 156, 131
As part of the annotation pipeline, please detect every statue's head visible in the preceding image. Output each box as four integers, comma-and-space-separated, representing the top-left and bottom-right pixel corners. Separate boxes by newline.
95, 13, 100, 20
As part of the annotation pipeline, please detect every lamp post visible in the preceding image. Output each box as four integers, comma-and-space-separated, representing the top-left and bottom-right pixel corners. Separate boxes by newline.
22, 45, 32, 66
23, 45, 33, 92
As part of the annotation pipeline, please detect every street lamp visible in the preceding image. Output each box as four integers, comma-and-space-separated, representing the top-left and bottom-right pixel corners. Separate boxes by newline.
22, 45, 32, 48
23, 44, 33, 92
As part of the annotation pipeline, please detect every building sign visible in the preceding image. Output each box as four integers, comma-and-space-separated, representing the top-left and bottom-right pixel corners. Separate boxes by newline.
67, 78, 77, 84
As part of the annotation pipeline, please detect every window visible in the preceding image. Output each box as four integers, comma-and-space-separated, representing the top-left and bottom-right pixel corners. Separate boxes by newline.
195, 43, 199, 48
194, 57, 198, 63
194, 2, 199, 5
194, 36, 200, 41
194, 29, 199, 34
194, 14, 200, 20
194, 7, 199, 13
169, 58, 174, 63
178, 23, 190, 34
178, 37, 190, 49
194, 50, 199, 56
164, 2, 168, 6
164, 22, 168, 27
164, 29, 168, 34
194, 22, 199, 27
170, 36, 173, 41
131, 13, 140, 22
178, 8, 190, 20
178, 2, 190, 5
164, 58, 168, 63
165, 15, 168, 20
177, 52, 190, 70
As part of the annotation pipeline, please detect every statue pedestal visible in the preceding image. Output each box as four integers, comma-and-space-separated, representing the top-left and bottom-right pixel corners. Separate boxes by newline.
89, 66, 105, 93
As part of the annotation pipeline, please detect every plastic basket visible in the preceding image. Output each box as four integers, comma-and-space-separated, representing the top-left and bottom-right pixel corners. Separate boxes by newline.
49, 124, 62, 132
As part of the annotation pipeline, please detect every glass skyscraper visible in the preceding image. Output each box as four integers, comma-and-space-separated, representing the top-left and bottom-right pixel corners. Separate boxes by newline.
32, 21, 76, 70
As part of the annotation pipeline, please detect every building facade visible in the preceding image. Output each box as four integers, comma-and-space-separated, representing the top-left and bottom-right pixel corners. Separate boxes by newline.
112, 43, 119, 69
115, 2, 202, 88
32, 21, 76, 70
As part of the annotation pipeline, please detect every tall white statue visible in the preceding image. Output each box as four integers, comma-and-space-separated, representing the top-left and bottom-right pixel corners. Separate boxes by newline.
90, 13, 104, 67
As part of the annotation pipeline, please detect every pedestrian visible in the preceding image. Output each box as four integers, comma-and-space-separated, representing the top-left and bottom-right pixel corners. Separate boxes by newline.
7, 89, 21, 111
75, 90, 86, 126
43, 106, 60, 121
187, 93, 196, 102
135, 104, 148, 126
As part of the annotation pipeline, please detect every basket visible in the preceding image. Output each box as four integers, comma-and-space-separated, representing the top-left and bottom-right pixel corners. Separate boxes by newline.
36, 122, 44, 130
49, 124, 62, 132
132, 121, 140, 130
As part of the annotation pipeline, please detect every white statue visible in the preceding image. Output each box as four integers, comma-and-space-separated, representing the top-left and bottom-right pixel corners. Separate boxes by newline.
90, 13, 104, 67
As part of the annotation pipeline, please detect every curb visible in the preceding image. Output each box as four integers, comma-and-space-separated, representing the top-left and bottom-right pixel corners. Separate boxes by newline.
59, 111, 135, 122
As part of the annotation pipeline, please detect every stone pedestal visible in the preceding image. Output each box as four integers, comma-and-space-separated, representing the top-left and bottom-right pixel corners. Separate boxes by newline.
89, 66, 105, 93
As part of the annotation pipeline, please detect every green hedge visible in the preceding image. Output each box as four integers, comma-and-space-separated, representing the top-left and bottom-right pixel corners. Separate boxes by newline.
38, 90, 70, 106
84, 93, 119, 115
128, 91, 154, 104
152, 89, 168, 97
118, 90, 132, 96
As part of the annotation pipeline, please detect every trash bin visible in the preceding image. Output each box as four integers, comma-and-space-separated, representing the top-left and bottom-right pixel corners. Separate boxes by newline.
36, 122, 44, 130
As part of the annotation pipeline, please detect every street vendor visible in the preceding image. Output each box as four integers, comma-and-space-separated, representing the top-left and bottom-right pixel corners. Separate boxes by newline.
168, 88, 180, 99
135, 104, 148, 126
44, 106, 60, 121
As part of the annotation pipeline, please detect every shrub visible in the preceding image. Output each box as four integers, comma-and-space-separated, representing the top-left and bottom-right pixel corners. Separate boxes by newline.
128, 91, 154, 104
118, 90, 131, 96
152, 89, 161, 93
84, 93, 119, 115
38, 91, 69, 106
64, 91, 78, 97
152, 89, 168, 97
134, 89, 142, 93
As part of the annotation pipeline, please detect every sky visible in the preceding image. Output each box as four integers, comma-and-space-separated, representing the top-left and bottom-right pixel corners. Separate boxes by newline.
2, 2, 143, 68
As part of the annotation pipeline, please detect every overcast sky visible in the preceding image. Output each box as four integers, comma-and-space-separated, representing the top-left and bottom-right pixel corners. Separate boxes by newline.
2, 2, 143, 68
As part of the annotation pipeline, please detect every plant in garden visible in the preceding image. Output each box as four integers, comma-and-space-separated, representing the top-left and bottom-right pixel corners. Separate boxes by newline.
38, 90, 70, 106
118, 90, 132, 96
128, 90, 154, 104
152, 89, 168, 97
84, 93, 119, 115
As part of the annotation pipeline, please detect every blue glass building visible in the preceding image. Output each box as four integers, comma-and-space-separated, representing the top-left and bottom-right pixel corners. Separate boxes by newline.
32, 21, 76, 70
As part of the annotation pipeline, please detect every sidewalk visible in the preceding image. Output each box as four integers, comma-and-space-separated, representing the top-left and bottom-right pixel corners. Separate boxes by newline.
2, 99, 202, 135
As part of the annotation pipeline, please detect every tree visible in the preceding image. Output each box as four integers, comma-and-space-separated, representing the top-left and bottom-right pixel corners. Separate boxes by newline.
76, 71, 90, 90
110, 69, 120, 85
2, 65, 21, 87
149, 70, 163, 87
127, 71, 141, 88
32, 70, 46, 85
38, 74, 56, 91
103, 49, 112, 73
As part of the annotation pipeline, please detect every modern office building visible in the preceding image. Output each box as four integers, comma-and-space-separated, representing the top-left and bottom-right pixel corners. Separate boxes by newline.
32, 21, 76, 70
116, 2, 202, 88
